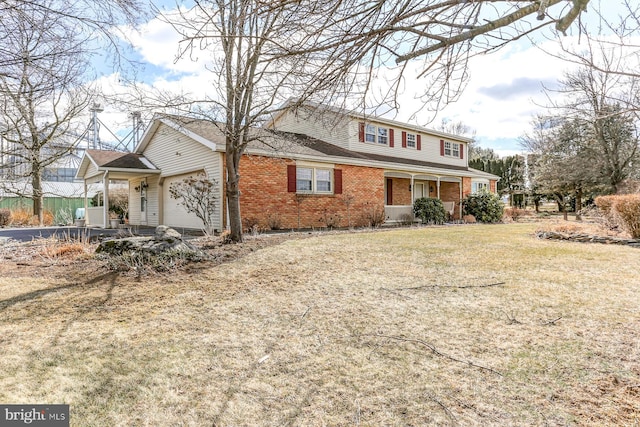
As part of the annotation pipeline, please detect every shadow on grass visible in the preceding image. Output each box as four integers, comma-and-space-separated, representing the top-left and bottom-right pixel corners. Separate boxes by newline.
0, 271, 119, 312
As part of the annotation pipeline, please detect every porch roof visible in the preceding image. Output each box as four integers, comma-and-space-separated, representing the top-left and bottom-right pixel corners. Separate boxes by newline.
76, 150, 161, 180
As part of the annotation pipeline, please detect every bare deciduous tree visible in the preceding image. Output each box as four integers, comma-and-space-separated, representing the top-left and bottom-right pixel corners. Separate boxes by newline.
0, 0, 145, 74
0, 5, 93, 224
148, 0, 597, 242
522, 64, 639, 213
156, 0, 380, 242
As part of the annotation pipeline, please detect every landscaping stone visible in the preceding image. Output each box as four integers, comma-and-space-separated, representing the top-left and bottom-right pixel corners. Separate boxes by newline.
96, 225, 205, 257
536, 231, 640, 248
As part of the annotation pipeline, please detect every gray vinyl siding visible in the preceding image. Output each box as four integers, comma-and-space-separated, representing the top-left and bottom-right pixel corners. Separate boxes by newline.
271, 107, 350, 149
272, 108, 468, 170
140, 123, 223, 230
348, 119, 468, 169
84, 162, 99, 181
128, 178, 141, 225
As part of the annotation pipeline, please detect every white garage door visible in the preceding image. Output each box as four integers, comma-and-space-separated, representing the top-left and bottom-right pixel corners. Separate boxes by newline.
163, 173, 205, 230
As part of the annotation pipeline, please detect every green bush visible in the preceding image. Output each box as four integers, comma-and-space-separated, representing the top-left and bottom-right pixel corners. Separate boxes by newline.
413, 197, 447, 225
463, 192, 504, 223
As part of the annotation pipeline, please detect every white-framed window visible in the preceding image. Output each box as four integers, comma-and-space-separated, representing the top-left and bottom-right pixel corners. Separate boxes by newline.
365, 124, 376, 143
406, 133, 416, 149
316, 169, 332, 192
444, 141, 460, 157
364, 124, 389, 145
472, 181, 489, 193
297, 167, 332, 193
444, 141, 452, 156
377, 127, 388, 145
296, 167, 313, 192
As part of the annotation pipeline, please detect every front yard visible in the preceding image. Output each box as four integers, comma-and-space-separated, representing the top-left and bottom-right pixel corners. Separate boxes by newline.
0, 223, 638, 425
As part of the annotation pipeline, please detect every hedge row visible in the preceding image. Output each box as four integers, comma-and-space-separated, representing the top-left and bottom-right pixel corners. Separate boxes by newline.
595, 194, 640, 238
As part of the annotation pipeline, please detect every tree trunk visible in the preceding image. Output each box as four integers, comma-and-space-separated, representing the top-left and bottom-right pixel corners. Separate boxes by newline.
32, 170, 44, 226
575, 187, 583, 221
225, 152, 243, 243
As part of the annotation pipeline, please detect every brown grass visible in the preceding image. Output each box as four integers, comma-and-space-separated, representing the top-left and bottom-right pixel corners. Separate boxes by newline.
0, 224, 638, 425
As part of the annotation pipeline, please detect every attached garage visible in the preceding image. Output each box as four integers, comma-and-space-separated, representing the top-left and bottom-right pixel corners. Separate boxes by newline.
161, 173, 206, 230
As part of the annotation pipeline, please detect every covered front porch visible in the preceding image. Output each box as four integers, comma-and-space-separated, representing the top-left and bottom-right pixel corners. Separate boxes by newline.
384, 171, 464, 222
76, 150, 161, 228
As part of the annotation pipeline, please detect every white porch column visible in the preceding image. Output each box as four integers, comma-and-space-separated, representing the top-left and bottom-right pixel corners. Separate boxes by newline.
103, 171, 110, 228
83, 181, 88, 225
459, 177, 464, 220
436, 177, 441, 199
410, 175, 415, 202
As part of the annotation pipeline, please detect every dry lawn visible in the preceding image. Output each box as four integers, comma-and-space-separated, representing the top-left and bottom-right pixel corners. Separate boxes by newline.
0, 223, 639, 426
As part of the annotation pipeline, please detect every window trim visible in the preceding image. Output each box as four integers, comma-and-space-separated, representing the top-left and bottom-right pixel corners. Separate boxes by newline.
406, 133, 416, 149
363, 123, 389, 146
296, 166, 333, 194
364, 124, 376, 143
472, 180, 489, 193
443, 141, 461, 158
377, 127, 388, 145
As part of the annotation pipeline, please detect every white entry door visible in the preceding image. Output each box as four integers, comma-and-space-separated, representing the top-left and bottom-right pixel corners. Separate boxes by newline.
140, 185, 147, 225
414, 183, 425, 201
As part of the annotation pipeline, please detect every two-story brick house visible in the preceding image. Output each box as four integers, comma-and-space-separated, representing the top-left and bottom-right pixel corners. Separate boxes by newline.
76, 102, 499, 231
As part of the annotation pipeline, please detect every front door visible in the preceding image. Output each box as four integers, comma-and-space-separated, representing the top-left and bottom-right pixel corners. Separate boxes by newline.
414, 183, 425, 201
386, 178, 393, 205
140, 184, 147, 225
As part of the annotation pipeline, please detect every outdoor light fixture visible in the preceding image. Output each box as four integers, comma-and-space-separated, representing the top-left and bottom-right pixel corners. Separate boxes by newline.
134, 182, 149, 192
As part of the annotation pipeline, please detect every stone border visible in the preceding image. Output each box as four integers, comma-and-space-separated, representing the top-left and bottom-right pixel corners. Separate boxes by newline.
536, 231, 640, 248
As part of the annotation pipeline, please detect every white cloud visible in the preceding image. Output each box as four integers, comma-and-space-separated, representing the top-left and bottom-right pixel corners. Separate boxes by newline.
94, 4, 639, 156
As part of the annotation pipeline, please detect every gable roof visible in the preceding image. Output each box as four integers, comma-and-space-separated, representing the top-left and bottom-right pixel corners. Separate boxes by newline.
76, 149, 159, 179
135, 115, 500, 180
86, 150, 156, 170
135, 114, 221, 153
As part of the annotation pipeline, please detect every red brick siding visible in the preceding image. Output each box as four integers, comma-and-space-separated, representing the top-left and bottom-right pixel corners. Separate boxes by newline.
388, 178, 412, 206
234, 155, 384, 229
490, 180, 497, 193
462, 177, 472, 198
440, 181, 462, 219
428, 180, 438, 198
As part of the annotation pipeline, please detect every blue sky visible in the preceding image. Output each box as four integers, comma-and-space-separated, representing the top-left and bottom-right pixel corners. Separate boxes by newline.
92, 0, 628, 157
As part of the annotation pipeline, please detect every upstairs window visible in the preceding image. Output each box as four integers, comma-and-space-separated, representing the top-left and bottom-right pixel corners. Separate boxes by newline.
377, 127, 388, 145
441, 140, 464, 159
365, 124, 376, 143
360, 123, 391, 146
444, 141, 453, 156
406, 133, 416, 149
401, 131, 421, 150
